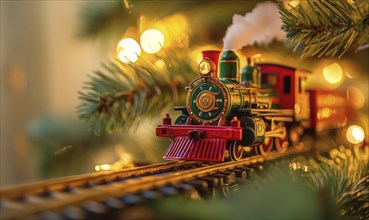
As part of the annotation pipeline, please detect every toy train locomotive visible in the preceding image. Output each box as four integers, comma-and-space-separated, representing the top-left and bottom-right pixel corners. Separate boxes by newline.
156, 50, 351, 162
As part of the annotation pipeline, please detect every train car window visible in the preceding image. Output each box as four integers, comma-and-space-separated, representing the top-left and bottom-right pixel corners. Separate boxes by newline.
284, 76, 291, 94
261, 74, 277, 87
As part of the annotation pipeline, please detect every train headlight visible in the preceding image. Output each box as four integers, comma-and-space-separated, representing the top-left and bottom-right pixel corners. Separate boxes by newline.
198, 58, 215, 76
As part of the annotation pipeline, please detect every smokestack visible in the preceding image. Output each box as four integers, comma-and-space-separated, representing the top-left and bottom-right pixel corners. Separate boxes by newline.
201, 50, 221, 78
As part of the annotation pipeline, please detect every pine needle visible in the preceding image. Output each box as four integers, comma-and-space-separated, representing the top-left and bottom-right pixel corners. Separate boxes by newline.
279, 0, 369, 58
77, 48, 195, 135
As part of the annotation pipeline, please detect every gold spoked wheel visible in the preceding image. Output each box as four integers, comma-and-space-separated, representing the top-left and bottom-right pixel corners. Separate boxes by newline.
274, 122, 289, 153
229, 142, 244, 161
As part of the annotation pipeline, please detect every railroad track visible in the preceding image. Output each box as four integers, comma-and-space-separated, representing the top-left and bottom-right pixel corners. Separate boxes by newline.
0, 147, 309, 220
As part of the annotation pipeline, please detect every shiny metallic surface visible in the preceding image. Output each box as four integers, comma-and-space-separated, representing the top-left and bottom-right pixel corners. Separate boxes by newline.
219, 50, 240, 83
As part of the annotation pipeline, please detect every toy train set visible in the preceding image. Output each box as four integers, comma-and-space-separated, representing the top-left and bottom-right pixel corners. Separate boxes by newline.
156, 50, 352, 162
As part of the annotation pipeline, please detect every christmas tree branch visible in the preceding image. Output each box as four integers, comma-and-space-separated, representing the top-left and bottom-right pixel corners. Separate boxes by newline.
78, 49, 195, 135
153, 145, 369, 219
279, 0, 369, 58
292, 145, 369, 218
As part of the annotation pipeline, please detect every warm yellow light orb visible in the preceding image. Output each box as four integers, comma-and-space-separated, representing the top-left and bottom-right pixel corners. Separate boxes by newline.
116, 38, 141, 63
95, 164, 111, 172
140, 29, 164, 54
323, 62, 343, 84
346, 125, 365, 144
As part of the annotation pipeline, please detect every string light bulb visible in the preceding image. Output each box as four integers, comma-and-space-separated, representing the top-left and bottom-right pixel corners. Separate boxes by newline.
116, 38, 141, 63
323, 62, 343, 84
140, 29, 164, 54
346, 125, 365, 144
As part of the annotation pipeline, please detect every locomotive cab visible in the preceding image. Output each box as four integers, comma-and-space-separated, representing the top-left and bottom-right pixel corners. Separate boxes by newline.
258, 64, 311, 123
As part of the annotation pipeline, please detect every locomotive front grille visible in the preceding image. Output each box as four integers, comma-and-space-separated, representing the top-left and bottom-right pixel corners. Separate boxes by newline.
163, 137, 226, 162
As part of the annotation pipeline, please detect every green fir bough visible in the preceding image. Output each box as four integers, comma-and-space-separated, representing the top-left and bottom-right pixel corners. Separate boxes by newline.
279, 0, 369, 58
78, 50, 195, 135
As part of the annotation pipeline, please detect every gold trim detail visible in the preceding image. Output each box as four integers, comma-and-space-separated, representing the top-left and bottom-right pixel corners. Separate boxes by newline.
186, 77, 229, 125
196, 91, 216, 112
220, 77, 238, 80
219, 60, 239, 63
198, 58, 215, 76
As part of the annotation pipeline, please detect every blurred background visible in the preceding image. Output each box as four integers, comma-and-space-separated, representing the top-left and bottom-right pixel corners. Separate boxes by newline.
1, 1, 110, 186
1, 0, 368, 188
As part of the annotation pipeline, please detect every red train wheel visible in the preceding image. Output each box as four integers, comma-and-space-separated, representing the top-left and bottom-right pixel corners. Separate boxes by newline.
257, 137, 274, 156
229, 142, 243, 161
275, 122, 288, 153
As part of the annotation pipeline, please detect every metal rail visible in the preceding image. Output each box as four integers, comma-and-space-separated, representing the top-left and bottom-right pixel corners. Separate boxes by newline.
0, 147, 308, 220
0, 160, 199, 200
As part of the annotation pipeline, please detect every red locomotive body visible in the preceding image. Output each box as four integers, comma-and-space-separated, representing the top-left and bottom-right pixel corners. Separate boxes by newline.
157, 115, 243, 162
156, 50, 352, 162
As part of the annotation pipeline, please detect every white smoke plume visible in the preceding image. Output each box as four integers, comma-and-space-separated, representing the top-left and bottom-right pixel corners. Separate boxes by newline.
223, 1, 286, 50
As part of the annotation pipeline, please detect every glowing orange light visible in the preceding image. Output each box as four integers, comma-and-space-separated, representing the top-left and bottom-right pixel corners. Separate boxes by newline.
95, 145, 134, 172
346, 125, 365, 144
317, 107, 332, 119
323, 63, 343, 84
95, 164, 111, 172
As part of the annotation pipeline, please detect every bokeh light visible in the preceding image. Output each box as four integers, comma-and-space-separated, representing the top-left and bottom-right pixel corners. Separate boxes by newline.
140, 29, 164, 54
346, 125, 365, 144
116, 38, 141, 63
323, 62, 343, 84
95, 164, 111, 172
